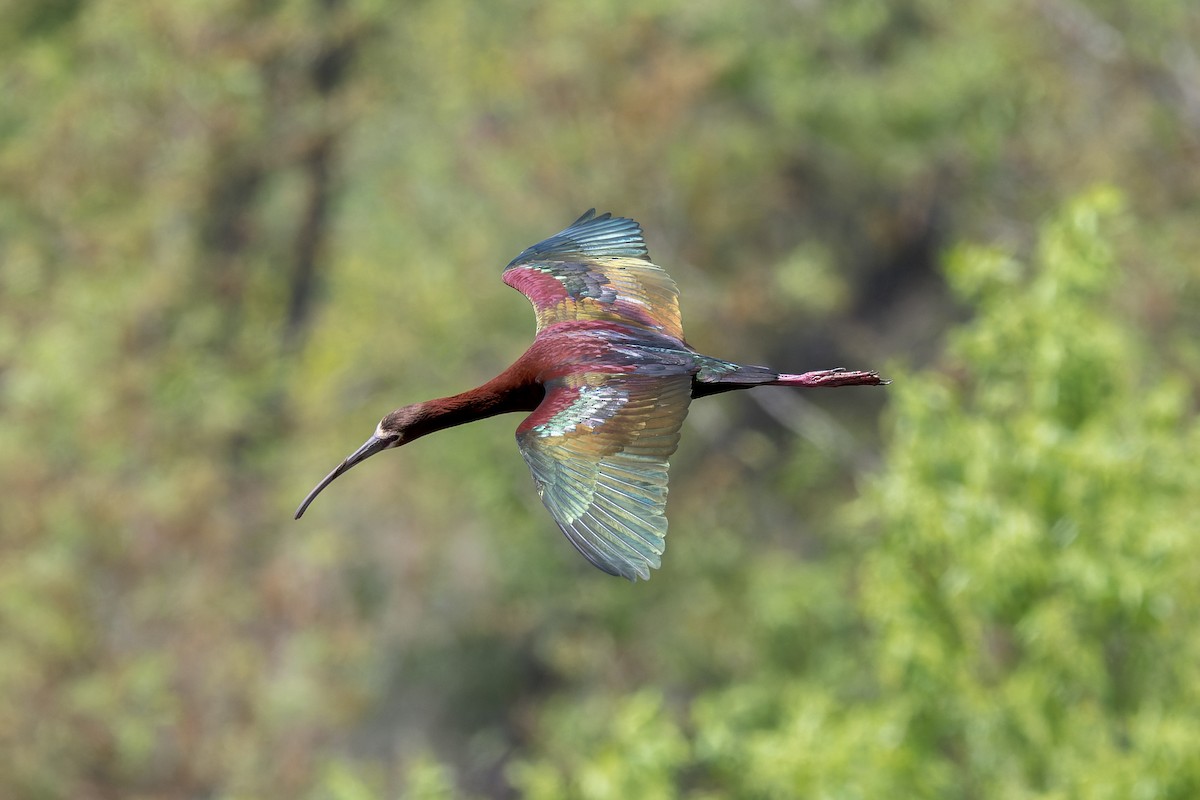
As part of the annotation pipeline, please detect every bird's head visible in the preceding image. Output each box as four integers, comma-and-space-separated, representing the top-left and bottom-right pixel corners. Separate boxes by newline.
293, 405, 423, 519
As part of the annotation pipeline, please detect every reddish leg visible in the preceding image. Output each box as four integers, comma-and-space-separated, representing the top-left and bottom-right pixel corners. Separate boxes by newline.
773, 368, 890, 388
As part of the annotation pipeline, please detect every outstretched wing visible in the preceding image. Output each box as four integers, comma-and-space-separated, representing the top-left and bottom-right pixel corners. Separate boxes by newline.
503, 210, 685, 341
516, 371, 692, 581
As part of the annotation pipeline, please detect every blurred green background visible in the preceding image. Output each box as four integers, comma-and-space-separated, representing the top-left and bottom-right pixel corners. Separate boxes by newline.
3, 0, 1199, 797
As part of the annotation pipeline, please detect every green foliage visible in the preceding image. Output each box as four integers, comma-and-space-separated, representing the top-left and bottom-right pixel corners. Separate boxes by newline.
511, 692, 688, 800
508, 192, 1200, 798
857, 188, 1200, 797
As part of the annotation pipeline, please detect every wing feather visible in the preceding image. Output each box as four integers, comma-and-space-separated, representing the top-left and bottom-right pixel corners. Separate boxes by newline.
503, 210, 685, 341
516, 372, 692, 580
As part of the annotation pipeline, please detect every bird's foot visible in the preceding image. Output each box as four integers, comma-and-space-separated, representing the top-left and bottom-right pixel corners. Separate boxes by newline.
776, 368, 891, 387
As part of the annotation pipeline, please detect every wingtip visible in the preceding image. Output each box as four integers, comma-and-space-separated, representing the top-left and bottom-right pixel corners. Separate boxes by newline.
623, 552, 659, 582
623, 561, 652, 582
612, 565, 651, 583
507, 209, 650, 267
570, 208, 618, 228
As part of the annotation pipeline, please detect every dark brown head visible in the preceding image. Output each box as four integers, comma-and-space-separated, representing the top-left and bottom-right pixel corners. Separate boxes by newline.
293, 405, 423, 519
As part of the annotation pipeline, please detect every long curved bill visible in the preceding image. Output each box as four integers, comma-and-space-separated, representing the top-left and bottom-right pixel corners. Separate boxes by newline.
294, 435, 393, 519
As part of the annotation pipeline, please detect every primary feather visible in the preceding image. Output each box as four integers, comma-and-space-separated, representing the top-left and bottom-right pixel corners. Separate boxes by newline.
516, 371, 692, 581
503, 209, 685, 341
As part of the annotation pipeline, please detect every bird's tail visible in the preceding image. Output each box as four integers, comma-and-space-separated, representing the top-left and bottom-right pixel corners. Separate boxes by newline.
692, 359, 779, 397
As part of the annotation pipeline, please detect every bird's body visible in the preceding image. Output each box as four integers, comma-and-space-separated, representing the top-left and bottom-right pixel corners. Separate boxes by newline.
297, 210, 886, 580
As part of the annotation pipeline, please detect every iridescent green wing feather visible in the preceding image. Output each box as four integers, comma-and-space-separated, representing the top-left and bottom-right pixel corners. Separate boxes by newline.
516, 371, 693, 581
503, 210, 685, 341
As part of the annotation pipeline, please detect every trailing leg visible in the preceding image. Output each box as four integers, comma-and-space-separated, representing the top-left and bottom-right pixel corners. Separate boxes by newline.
771, 368, 889, 388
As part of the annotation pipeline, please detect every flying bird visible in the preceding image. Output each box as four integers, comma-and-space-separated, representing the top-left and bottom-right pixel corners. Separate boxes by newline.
296, 210, 887, 580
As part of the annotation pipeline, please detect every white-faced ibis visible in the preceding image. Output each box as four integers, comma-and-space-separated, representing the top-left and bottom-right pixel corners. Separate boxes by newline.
296, 210, 887, 580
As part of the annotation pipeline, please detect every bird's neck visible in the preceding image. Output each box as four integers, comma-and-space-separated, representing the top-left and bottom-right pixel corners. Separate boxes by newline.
409, 372, 543, 440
